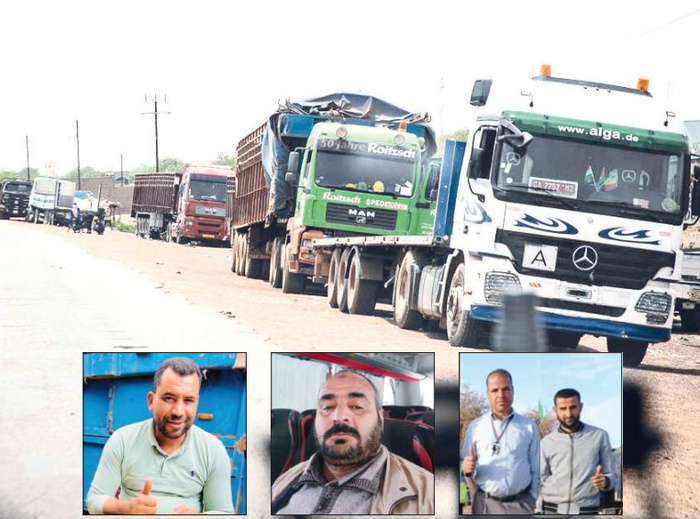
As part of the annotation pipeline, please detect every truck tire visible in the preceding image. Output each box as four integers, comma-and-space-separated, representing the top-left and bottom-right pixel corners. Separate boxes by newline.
282, 245, 306, 294
177, 232, 189, 245
269, 237, 283, 288
33, 209, 40, 224
261, 259, 271, 281
327, 248, 343, 308
165, 223, 172, 243
231, 235, 238, 274
347, 252, 378, 315
446, 262, 487, 347
606, 337, 648, 367
680, 307, 700, 333
548, 330, 582, 349
394, 250, 426, 330
240, 237, 248, 275
337, 248, 352, 312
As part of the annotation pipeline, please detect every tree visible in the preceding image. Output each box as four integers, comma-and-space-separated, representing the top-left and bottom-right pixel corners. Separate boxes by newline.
133, 156, 184, 174
212, 152, 237, 170
524, 407, 557, 439
0, 168, 39, 181
460, 385, 489, 448
437, 128, 470, 157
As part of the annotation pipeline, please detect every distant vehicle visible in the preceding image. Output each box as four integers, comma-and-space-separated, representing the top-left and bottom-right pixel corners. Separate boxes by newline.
0, 179, 32, 219
26, 177, 75, 225
131, 165, 234, 244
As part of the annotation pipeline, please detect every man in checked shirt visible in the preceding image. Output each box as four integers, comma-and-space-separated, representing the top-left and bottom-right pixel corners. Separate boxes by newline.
461, 369, 540, 514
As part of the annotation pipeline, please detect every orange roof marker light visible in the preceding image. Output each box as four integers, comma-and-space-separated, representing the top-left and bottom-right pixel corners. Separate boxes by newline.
398, 120, 408, 132
637, 78, 650, 92
540, 64, 552, 77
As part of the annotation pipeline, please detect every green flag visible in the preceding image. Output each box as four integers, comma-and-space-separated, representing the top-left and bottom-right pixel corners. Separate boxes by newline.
538, 398, 544, 423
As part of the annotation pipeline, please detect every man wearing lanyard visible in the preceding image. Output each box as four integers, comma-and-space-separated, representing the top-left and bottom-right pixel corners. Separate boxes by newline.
461, 369, 540, 514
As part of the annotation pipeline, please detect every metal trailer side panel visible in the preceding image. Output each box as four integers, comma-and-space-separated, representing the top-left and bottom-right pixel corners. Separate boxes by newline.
83, 353, 247, 514
233, 124, 268, 228
312, 234, 436, 249
131, 173, 180, 217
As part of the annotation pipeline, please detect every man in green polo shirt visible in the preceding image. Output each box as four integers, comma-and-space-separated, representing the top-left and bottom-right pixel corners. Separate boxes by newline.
86, 357, 234, 514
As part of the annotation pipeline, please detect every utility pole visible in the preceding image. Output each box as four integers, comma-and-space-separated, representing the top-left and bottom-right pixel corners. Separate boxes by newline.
142, 94, 171, 172
120, 153, 124, 184
439, 77, 445, 137
76, 119, 81, 189
25, 135, 30, 181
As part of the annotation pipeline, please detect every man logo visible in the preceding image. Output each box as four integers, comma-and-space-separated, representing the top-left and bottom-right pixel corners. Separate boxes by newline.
572, 245, 598, 271
348, 208, 375, 224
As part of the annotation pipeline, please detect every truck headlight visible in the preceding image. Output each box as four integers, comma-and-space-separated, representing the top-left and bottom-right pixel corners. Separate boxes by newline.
484, 272, 521, 305
635, 291, 672, 324
301, 239, 313, 249
185, 221, 194, 227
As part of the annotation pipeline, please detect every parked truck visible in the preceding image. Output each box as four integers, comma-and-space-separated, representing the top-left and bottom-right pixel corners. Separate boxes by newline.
131, 164, 234, 244
26, 176, 75, 225
0, 179, 31, 218
229, 93, 437, 294
312, 68, 699, 367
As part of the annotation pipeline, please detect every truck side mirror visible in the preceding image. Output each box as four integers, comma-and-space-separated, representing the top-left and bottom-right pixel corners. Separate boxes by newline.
286, 152, 300, 186
470, 79, 493, 107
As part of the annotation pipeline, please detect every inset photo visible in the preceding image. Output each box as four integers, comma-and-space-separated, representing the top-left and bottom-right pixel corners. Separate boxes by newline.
83, 353, 247, 514
459, 353, 622, 515
270, 352, 435, 515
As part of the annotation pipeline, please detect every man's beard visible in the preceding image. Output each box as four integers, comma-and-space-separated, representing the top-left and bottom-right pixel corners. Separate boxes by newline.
316, 421, 383, 466
154, 415, 192, 440
559, 416, 581, 431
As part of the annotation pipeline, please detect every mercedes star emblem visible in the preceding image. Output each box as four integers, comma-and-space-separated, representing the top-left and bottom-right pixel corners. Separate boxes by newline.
572, 245, 598, 271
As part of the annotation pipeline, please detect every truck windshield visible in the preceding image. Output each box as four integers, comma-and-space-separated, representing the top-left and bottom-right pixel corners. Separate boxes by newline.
314, 143, 417, 198
4, 183, 31, 194
495, 136, 684, 222
189, 178, 227, 202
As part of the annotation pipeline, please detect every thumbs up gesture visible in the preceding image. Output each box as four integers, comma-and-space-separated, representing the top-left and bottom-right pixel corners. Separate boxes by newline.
463, 444, 477, 476
129, 478, 158, 514
590, 465, 607, 490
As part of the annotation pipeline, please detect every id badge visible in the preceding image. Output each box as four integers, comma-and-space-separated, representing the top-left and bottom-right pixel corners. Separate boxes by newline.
557, 503, 580, 514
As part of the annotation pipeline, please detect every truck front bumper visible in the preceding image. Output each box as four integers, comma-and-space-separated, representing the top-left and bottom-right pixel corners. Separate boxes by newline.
470, 304, 670, 343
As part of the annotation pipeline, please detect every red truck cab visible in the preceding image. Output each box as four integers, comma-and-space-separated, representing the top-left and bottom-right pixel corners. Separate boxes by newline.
174, 164, 233, 243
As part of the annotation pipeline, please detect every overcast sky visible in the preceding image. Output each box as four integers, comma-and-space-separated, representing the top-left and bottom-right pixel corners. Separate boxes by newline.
2, 1, 700, 174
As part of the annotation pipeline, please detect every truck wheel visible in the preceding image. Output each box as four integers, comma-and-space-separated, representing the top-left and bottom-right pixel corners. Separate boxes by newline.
33, 209, 40, 224
680, 307, 700, 333
446, 263, 487, 347
327, 249, 343, 308
269, 237, 283, 288
337, 248, 352, 312
606, 337, 648, 367
235, 235, 245, 275
230, 233, 238, 273
347, 252, 378, 315
394, 250, 425, 330
164, 223, 172, 243
239, 237, 248, 275
548, 330, 582, 349
177, 232, 189, 245
282, 245, 306, 294
261, 259, 271, 281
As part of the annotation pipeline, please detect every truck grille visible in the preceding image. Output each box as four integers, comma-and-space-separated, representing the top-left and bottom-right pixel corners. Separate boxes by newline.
496, 230, 675, 290
325, 203, 396, 231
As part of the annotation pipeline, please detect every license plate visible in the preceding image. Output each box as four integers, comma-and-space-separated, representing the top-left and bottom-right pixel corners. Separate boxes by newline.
523, 244, 558, 272
202, 234, 215, 239
683, 301, 696, 310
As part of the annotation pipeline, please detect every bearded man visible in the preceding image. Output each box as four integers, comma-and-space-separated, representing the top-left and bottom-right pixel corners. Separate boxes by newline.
86, 357, 233, 514
271, 370, 434, 515
539, 388, 616, 515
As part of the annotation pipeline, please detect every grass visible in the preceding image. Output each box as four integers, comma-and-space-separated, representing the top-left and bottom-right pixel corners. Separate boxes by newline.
113, 220, 135, 234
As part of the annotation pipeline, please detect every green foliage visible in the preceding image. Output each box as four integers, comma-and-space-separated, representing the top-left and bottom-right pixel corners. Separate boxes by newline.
133, 157, 185, 174
212, 152, 237, 170
437, 128, 470, 157
0, 168, 39, 182
113, 220, 135, 233
64, 166, 109, 179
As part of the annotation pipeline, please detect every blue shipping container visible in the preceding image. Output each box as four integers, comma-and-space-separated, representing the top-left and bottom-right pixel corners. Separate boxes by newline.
83, 352, 246, 514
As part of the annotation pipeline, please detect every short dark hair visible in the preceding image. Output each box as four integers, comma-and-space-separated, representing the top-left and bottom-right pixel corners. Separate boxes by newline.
153, 357, 202, 391
486, 369, 513, 388
554, 388, 581, 404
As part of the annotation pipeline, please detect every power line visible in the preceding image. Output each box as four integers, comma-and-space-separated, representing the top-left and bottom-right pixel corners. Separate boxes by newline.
617, 6, 700, 45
